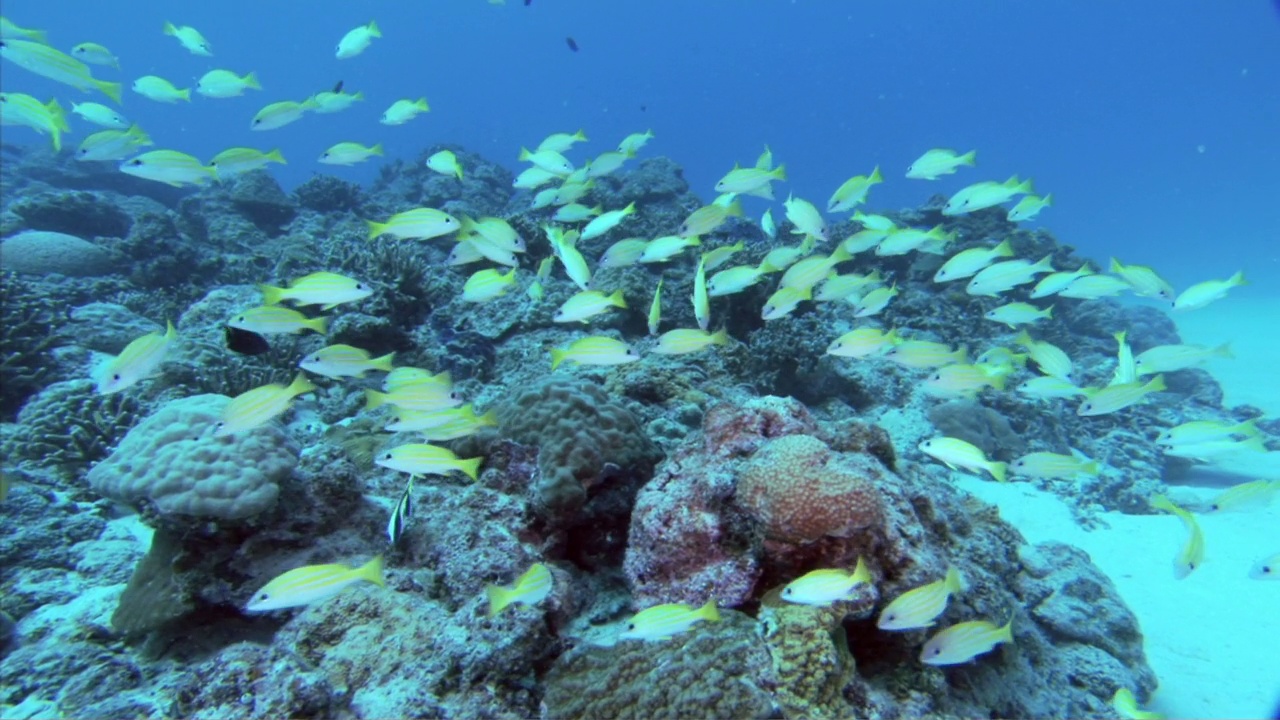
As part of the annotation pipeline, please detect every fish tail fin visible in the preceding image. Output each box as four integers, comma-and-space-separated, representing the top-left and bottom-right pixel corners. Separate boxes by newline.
772, 163, 787, 182
1229, 270, 1246, 286
1042, 193, 1053, 206
357, 555, 386, 587
165, 319, 177, 340
1109, 257, 1124, 273
1233, 419, 1260, 437
1043, 305, 1054, 320
478, 408, 499, 427
869, 165, 883, 183
1015, 177, 1034, 194
305, 316, 328, 335
96, 79, 123, 104
959, 150, 977, 166
366, 219, 387, 240
1146, 374, 1166, 393
287, 372, 317, 397
1082, 460, 1101, 476
369, 142, 385, 157
458, 457, 482, 481
486, 584, 511, 617
549, 348, 566, 370
415, 97, 430, 112
1149, 494, 1179, 514
367, 20, 382, 37
987, 372, 1007, 392
1213, 342, 1233, 359
998, 616, 1015, 644
518, 147, 532, 162
371, 352, 395, 373
852, 556, 872, 585
364, 389, 390, 411
243, 71, 262, 90
265, 148, 286, 164
573, 128, 588, 142
989, 461, 1008, 483
710, 328, 729, 346
944, 566, 965, 595
163, 21, 178, 36
990, 240, 1014, 258
258, 284, 287, 306
698, 598, 721, 623
608, 289, 627, 309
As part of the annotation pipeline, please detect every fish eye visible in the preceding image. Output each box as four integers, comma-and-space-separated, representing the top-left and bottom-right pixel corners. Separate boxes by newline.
112, 373, 121, 381
930, 647, 941, 656
1264, 566, 1273, 575
129, 159, 142, 165
383, 452, 393, 459
782, 587, 792, 595
626, 623, 635, 631
930, 373, 940, 381
256, 592, 268, 601
236, 315, 245, 322
356, 283, 364, 289
1082, 403, 1093, 411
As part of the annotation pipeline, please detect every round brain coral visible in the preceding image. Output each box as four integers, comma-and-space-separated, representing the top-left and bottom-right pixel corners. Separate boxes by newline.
86, 393, 298, 523
735, 434, 885, 544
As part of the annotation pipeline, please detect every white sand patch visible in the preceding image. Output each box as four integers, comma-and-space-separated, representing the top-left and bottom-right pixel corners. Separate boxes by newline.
1170, 295, 1280, 417
954, 475, 1280, 719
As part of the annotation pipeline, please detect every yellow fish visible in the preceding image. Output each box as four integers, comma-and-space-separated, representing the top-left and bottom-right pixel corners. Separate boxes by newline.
919, 438, 1007, 482
651, 328, 729, 356
163, 21, 212, 55
375, 443, 482, 480
462, 267, 518, 303
1204, 479, 1279, 514
196, 69, 261, 98
215, 373, 316, 436
1111, 688, 1164, 720
1010, 451, 1100, 480
0, 92, 69, 151
1077, 376, 1165, 417
906, 148, 976, 180
1, 17, 49, 43
120, 150, 217, 187
0, 39, 122, 102
554, 289, 627, 323
380, 97, 430, 126
783, 194, 828, 242
1006, 193, 1052, 222
537, 129, 587, 153
617, 129, 653, 155
877, 566, 964, 630
550, 336, 640, 369
581, 203, 638, 242
943, 176, 1033, 215
76, 125, 152, 162
93, 320, 176, 395
132, 75, 190, 103
70, 101, 127, 129
619, 599, 719, 641
1249, 552, 1280, 581
827, 166, 883, 213
251, 99, 317, 131
883, 340, 966, 369
826, 327, 900, 359
299, 344, 394, 379
781, 557, 873, 606
426, 150, 462, 179
1109, 257, 1174, 301
261, 271, 372, 309
1173, 271, 1245, 311
228, 305, 327, 335
920, 617, 1014, 665
366, 207, 460, 241
1149, 495, 1205, 579
336, 21, 380, 59
487, 563, 554, 617
245, 556, 383, 612
209, 147, 286, 180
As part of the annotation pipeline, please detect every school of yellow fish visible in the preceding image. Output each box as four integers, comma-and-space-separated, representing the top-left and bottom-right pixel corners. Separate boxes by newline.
3, 12, 1273, 693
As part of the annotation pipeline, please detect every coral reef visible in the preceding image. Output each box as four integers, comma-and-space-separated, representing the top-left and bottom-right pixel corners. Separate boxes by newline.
3, 379, 143, 479
86, 394, 298, 526
0, 230, 115, 277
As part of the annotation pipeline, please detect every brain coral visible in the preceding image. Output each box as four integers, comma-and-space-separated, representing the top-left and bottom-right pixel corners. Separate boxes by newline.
496, 376, 660, 515
736, 434, 885, 544
0, 230, 114, 277
86, 394, 298, 523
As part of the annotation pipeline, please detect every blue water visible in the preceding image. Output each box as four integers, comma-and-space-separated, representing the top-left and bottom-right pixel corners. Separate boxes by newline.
3, 0, 1278, 292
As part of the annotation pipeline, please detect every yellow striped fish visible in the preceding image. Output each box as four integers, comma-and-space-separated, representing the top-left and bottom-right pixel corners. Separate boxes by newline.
920, 617, 1014, 665
244, 556, 384, 612
487, 563, 554, 616
0, 38, 122, 102
94, 320, 177, 395
215, 373, 316, 436
375, 443, 482, 480
1150, 495, 1205, 579
228, 305, 327, 335
619, 599, 719, 641
781, 557, 873, 606
877, 566, 964, 630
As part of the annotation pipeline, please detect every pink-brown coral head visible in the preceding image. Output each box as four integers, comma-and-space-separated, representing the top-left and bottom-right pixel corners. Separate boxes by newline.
735, 434, 885, 544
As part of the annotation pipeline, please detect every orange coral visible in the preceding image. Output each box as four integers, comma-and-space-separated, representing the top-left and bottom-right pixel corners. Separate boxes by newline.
736, 434, 884, 544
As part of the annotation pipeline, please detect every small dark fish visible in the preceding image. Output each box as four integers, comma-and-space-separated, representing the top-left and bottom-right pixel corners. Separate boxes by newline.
565, 36, 578, 52
333, 80, 344, 93
225, 325, 271, 355
387, 475, 414, 544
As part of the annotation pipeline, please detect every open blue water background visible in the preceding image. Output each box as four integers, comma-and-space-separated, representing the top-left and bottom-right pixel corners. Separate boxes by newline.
3, 0, 1278, 293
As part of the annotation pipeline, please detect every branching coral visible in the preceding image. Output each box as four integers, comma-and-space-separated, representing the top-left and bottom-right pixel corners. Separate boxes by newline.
4, 379, 142, 478
0, 272, 60, 420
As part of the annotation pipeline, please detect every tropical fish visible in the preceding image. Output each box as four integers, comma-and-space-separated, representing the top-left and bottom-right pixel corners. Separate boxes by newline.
196, 69, 261, 98
1077, 376, 1165, 416
244, 556, 384, 612
225, 326, 270, 356
586, 149, 632, 178
617, 129, 653, 154
883, 340, 966, 369
375, 443, 482, 480
920, 618, 1014, 665
707, 264, 767, 297
228, 305, 327, 335
943, 176, 1033, 215
919, 438, 1007, 482
1109, 258, 1175, 301
762, 286, 811, 321
619, 599, 720, 641
215, 373, 316, 436
1155, 419, 1259, 447
714, 164, 786, 199
0, 17, 48, 43
209, 147, 286, 180
76, 125, 152, 162
1006, 193, 1052, 222
537, 129, 587, 153
827, 166, 883, 213
679, 197, 742, 238
1249, 552, 1280, 581
462, 267, 518, 303
783, 194, 828, 242
552, 203, 601, 224
640, 235, 700, 264
120, 150, 216, 187
487, 563, 554, 616
1149, 495, 1205, 579
1173, 271, 1245, 311
1029, 265, 1093, 299
905, 148, 976, 180
1111, 687, 1164, 720
581, 202, 637, 241
381, 97, 430, 125
554, 289, 627, 323
983, 302, 1053, 329
387, 476, 413, 545
299, 344, 394, 379
518, 147, 573, 175
922, 363, 1008, 398
877, 566, 964, 630
93, 320, 176, 394
651, 328, 729, 355
318, 139, 381, 165
366, 208, 460, 241
251, 99, 316, 131
851, 283, 899, 318
310, 85, 364, 114
70, 101, 128, 129
260, 272, 371, 309
550, 336, 640, 369
1204, 479, 1279, 513
336, 20, 381, 59
1057, 273, 1131, 300
1134, 343, 1232, 375
1013, 330, 1073, 381
781, 558, 873, 606
966, 255, 1054, 297
827, 327, 900, 359
0, 38, 123, 102
163, 21, 212, 55
426, 149, 462, 179
1010, 451, 1100, 480
132, 75, 190, 103
0, 92, 69, 150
